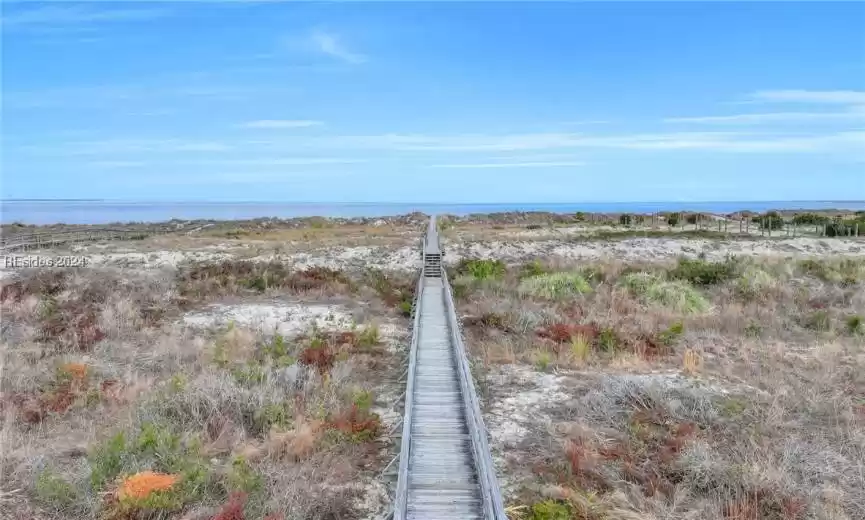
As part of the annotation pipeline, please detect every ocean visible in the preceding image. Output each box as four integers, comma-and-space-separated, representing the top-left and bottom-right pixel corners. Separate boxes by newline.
2, 200, 864, 226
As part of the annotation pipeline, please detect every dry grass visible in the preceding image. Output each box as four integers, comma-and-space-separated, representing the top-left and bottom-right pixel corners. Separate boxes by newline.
0, 262, 408, 520
457, 255, 865, 519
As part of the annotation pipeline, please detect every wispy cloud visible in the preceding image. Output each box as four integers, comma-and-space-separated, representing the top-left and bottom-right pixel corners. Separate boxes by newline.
431, 161, 586, 169
240, 120, 324, 129
182, 158, 365, 166
88, 161, 147, 168
24, 139, 234, 155
310, 29, 367, 64
17, 130, 865, 159
664, 110, 865, 125
1, 6, 168, 29
666, 89, 865, 126
5, 83, 294, 110
322, 130, 865, 154
749, 90, 865, 105
560, 120, 610, 126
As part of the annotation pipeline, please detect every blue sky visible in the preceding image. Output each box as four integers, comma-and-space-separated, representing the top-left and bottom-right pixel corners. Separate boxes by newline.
2, 1, 864, 203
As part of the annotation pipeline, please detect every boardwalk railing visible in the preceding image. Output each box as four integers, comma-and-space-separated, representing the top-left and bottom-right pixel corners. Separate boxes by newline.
0, 228, 152, 252
442, 266, 508, 519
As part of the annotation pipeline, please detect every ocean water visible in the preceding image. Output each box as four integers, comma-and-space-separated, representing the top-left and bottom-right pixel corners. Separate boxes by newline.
1, 200, 864, 226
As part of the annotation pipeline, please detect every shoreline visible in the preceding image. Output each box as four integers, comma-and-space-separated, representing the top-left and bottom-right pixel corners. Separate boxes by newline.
3, 207, 864, 231
2, 200, 864, 226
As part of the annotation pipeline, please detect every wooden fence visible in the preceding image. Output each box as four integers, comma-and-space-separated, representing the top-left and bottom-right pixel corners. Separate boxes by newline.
0, 228, 165, 253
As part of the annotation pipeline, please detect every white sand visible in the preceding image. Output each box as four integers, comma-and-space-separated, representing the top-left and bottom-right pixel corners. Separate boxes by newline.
446, 237, 864, 264
182, 302, 354, 336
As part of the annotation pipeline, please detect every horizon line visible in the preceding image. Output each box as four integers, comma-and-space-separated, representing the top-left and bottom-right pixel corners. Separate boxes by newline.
4, 199, 865, 204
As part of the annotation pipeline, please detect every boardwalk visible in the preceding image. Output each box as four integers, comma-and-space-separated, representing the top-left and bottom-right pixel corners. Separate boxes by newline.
392, 217, 507, 520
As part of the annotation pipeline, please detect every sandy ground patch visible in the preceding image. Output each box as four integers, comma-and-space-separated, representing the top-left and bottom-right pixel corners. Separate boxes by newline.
447, 237, 864, 264
483, 365, 571, 496
182, 302, 355, 335
254, 245, 420, 272
481, 364, 778, 501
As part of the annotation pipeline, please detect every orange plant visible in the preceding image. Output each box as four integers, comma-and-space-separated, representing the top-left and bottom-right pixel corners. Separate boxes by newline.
118, 471, 179, 500
299, 346, 335, 373
60, 362, 89, 380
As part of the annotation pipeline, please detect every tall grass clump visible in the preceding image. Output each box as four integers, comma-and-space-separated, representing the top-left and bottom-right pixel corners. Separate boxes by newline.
518, 272, 592, 299
735, 265, 779, 300
620, 272, 709, 314
669, 257, 740, 286
455, 258, 507, 280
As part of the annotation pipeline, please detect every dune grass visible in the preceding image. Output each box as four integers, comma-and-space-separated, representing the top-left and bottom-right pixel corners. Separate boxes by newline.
619, 272, 710, 314
518, 272, 592, 300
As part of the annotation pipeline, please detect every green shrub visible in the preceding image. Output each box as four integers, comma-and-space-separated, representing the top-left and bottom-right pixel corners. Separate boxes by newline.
798, 259, 834, 281
227, 456, 263, 494
89, 431, 128, 490
621, 273, 710, 314
358, 324, 380, 348
669, 257, 740, 286
657, 321, 685, 346
666, 212, 681, 226
822, 216, 864, 237
533, 349, 553, 371
35, 470, 78, 508
518, 272, 592, 299
752, 211, 784, 230
351, 389, 374, 412
530, 499, 573, 520
455, 259, 506, 280
253, 402, 292, 432
744, 321, 763, 338
846, 315, 863, 335
262, 333, 289, 359
803, 310, 831, 332
597, 327, 620, 352
87, 422, 210, 498
619, 213, 634, 226
230, 364, 267, 387
574, 212, 586, 222
518, 260, 549, 279
792, 213, 830, 225
798, 258, 864, 284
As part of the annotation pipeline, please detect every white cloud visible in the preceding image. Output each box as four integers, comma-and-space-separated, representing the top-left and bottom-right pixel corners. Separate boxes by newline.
1, 6, 167, 28
182, 158, 365, 166
18, 131, 865, 159
749, 90, 865, 105
5, 82, 295, 109
339, 130, 865, 154
431, 161, 586, 169
33, 139, 235, 155
241, 120, 324, 129
88, 161, 146, 168
664, 110, 865, 125
560, 120, 610, 126
310, 30, 367, 64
